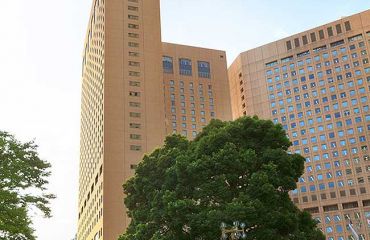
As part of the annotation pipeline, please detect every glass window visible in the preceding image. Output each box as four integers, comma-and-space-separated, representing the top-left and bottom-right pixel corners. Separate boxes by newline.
163, 56, 174, 73
179, 58, 192, 76
198, 61, 211, 78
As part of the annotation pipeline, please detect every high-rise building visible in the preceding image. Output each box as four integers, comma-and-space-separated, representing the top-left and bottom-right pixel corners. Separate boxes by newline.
78, 1, 231, 240
229, 10, 370, 240
78, 0, 165, 239
162, 43, 232, 137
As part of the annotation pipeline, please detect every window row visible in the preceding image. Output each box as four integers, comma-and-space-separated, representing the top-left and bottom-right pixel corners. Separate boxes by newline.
163, 56, 211, 78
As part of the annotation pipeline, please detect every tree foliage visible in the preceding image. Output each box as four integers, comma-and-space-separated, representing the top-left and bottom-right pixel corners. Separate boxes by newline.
119, 117, 325, 240
0, 131, 55, 240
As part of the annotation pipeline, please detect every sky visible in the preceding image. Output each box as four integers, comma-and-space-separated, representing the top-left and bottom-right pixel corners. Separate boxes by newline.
0, 1, 369, 239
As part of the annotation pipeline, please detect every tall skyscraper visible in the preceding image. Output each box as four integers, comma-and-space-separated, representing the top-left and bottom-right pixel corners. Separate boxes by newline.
78, 0, 165, 239
229, 10, 370, 240
78, 1, 232, 240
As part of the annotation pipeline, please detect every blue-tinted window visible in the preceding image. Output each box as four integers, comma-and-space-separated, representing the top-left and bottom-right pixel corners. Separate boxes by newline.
346, 119, 352, 125
296, 104, 302, 110
197, 61, 210, 78
336, 225, 343, 233
179, 58, 192, 76
357, 126, 363, 133
163, 56, 174, 73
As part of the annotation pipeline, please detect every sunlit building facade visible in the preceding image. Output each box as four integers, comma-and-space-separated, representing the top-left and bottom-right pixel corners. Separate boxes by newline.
77, 1, 231, 240
162, 43, 232, 137
229, 10, 370, 240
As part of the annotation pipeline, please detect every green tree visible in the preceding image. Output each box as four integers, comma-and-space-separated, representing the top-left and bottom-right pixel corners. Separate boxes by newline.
119, 117, 325, 240
0, 131, 55, 240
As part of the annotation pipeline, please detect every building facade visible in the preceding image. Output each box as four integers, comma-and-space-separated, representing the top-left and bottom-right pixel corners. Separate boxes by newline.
162, 43, 232, 137
78, 0, 166, 239
78, 1, 232, 240
229, 10, 370, 240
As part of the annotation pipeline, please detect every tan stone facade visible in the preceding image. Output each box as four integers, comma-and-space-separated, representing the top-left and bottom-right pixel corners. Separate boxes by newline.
162, 43, 232, 137
229, 10, 370, 240
78, 1, 231, 240
78, 0, 166, 239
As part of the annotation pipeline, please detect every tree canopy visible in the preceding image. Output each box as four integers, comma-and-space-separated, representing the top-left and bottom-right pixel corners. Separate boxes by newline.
0, 131, 55, 240
119, 117, 325, 240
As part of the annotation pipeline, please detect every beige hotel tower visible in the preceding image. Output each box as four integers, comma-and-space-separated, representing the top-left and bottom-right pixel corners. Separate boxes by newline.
77, 0, 231, 239
229, 10, 370, 240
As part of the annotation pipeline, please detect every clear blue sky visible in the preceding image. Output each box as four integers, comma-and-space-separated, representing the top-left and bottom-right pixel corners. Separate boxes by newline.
0, 1, 369, 240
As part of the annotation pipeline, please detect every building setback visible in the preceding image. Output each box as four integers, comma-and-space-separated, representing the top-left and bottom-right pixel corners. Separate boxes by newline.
162, 43, 232, 137
77, 0, 231, 240
229, 10, 370, 240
